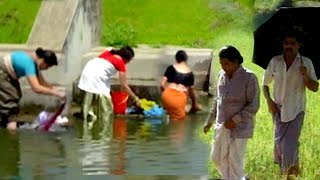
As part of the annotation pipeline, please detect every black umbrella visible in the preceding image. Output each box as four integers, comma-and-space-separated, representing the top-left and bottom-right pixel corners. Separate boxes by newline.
253, 7, 320, 79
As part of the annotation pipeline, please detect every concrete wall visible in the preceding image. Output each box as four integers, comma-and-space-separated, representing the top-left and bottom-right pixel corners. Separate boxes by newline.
61, 0, 101, 85
78, 45, 213, 88
27, 0, 101, 86
27, 0, 78, 50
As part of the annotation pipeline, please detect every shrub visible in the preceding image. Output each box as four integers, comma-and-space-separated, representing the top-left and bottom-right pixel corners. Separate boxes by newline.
101, 22, 137, 47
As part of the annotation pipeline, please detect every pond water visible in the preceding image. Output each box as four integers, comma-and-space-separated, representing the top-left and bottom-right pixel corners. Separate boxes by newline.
0, 113, 211, 180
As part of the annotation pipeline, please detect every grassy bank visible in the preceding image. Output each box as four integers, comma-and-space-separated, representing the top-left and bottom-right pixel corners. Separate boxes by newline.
196, 2, 320, 180
200, 29, 320, 179
102, 0, 217, 47
0, 0, 41, 43
101, 0, 258, 48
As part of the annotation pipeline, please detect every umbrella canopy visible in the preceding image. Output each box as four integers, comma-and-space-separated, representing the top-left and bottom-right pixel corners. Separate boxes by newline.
253, 7, 320, 79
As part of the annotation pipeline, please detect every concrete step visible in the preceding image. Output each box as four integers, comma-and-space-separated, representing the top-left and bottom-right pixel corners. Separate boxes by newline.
72, 79, 161, 105
27, 0, 78, 50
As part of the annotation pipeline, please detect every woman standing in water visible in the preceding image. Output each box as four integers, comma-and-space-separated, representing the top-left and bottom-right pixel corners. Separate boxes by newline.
0, 47, 65, 131
78, 46, 141, 139
161, 50, 202, 120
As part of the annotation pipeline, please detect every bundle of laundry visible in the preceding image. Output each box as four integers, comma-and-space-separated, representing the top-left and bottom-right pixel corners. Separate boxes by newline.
19, 111, 69, 132
20, 102, 69, 132
126, 98, 165, 117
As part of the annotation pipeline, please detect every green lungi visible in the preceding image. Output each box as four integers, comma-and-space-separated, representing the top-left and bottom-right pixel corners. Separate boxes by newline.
82, 92, 114, 140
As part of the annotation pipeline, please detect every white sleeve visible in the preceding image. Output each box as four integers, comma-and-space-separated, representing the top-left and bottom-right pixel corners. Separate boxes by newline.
305, 58, 318, 81
262, 58, 274, 86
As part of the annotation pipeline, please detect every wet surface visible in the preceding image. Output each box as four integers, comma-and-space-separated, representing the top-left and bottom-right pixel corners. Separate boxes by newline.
0, 113, 210, 179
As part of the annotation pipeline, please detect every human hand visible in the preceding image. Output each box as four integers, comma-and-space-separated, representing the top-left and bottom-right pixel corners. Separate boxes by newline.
224, 119, 236, 129
53, 86, 66, 91
56, 90, 66, 101
300, 66, 307, 76
134, 97, 141, 107
203, 122, 212, 134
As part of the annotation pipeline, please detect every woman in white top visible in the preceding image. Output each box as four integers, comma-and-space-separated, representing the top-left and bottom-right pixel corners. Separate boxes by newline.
78, 46, 140, 139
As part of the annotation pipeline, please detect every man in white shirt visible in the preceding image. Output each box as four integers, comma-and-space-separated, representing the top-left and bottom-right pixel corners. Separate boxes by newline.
262, 31, 319, 176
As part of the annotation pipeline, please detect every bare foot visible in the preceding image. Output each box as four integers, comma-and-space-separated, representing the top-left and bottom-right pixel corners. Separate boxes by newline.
7, 121, 17, 133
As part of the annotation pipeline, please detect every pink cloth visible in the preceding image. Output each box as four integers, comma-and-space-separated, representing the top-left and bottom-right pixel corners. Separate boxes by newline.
37, 111, 54, 125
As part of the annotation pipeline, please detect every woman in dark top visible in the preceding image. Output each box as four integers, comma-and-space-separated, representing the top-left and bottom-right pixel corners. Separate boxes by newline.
161, 50, 202, 120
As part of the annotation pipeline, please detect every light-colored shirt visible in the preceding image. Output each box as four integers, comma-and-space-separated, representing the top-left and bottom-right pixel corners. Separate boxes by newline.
78, 57, 118, 96
78, 48, 126, 96
11, 51, 38, 78
206, 66, 260, 138
262, 53, 317, 122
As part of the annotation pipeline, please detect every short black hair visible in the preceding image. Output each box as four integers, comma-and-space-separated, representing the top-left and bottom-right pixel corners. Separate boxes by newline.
219, 45, 243, 64
175, 50, 188, 63
35, 47, 58, 66
282, 28, 303, 43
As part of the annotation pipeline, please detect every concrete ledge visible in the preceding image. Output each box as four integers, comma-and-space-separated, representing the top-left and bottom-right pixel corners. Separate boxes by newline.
0, 44, 62, 53
79, 45, 213, 90
27, 0, 79, 50
72, 79, 161, 105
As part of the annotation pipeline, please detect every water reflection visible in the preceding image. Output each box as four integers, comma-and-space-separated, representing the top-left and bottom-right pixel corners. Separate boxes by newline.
112, 117, 127, 175
168, 119, 188, 146
0, 130, 20, 179
0, 114, 209, 179
120, 115, 208, 176
19, 131, 68, 179
80, 112, 114, 175
77, 116, 169, 176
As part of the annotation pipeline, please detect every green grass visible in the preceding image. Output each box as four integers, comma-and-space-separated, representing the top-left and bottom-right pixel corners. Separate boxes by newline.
199, 18, 320, 180
0, 0, 41, 43
101, 0, 258, 48
102, 0, 216, 47
200, 28, 320, 179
